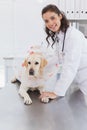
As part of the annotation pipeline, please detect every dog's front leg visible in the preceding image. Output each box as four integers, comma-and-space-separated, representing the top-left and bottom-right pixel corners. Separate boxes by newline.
18, 85, 32, 105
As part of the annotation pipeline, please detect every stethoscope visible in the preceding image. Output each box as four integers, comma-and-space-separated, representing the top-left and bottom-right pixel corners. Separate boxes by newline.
55, 31, 66, 52
62, 31, 66, 52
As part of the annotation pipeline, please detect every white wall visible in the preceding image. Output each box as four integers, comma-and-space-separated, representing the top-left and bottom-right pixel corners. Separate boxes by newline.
0, 0, 58, 58
0, 0, 14, 57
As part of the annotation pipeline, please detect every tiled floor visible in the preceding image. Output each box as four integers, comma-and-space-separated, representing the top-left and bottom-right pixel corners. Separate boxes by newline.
0, 59, 87, 130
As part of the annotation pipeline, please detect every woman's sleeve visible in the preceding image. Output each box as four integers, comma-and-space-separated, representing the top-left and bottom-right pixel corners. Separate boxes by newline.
54, 33, 84, 96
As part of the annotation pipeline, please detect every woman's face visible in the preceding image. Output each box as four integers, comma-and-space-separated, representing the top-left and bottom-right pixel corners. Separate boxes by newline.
42, 11, 62, 32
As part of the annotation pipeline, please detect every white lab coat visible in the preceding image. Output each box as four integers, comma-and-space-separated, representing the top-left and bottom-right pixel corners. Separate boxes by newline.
43, 26, 87, 96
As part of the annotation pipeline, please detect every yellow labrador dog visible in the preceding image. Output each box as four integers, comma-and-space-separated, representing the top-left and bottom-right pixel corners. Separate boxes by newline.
16, 52, 48, 104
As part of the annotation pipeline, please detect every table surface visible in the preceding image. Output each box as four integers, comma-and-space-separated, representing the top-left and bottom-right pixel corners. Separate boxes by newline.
0, 83, 87, 130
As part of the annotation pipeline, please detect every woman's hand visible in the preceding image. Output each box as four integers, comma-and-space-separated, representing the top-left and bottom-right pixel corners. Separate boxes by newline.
39, 92, 58, 100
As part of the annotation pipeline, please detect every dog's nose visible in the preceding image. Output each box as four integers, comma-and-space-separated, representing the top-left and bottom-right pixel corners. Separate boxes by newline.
29, 68, 34, 75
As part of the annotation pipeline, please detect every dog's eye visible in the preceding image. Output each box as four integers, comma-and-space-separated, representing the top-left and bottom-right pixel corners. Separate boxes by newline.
35, 62, 39, 65
28, 62, 31, 64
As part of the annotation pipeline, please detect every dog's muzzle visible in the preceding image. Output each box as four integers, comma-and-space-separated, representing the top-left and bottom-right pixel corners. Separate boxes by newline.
29, 68, 34, 75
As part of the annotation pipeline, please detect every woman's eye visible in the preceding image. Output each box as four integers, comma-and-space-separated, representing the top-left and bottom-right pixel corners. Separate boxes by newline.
35, 62, 39, 65
28, 62, 31, 64
45, 20, 48, 23
51, 16, 55, 20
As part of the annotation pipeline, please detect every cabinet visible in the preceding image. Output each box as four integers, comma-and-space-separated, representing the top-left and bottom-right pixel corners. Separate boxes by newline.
58, 0, 87, 20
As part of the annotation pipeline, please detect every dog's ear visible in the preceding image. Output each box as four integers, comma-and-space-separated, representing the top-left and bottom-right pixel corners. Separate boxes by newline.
22, 59, 28, 67
40, 58, 47, 69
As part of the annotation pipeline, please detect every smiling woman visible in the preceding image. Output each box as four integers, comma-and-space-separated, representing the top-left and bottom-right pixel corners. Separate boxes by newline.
39, 4, 87, 101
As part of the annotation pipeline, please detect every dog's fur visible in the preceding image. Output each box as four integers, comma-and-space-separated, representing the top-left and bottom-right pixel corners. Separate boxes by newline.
12, 52, 49, 104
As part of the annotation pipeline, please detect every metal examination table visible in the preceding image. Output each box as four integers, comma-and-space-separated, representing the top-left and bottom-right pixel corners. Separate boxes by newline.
0, 83, 87, 130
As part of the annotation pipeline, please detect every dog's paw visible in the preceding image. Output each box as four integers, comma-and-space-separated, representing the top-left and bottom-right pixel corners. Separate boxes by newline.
24, 97, 32, 105
41, 97, 49, 103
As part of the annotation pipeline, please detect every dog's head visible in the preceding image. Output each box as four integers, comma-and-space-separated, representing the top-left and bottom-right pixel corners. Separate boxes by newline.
22, 52, 47, 78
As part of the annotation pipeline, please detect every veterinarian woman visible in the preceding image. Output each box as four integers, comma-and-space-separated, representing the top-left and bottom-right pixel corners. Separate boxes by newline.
40, 4, 87, 101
